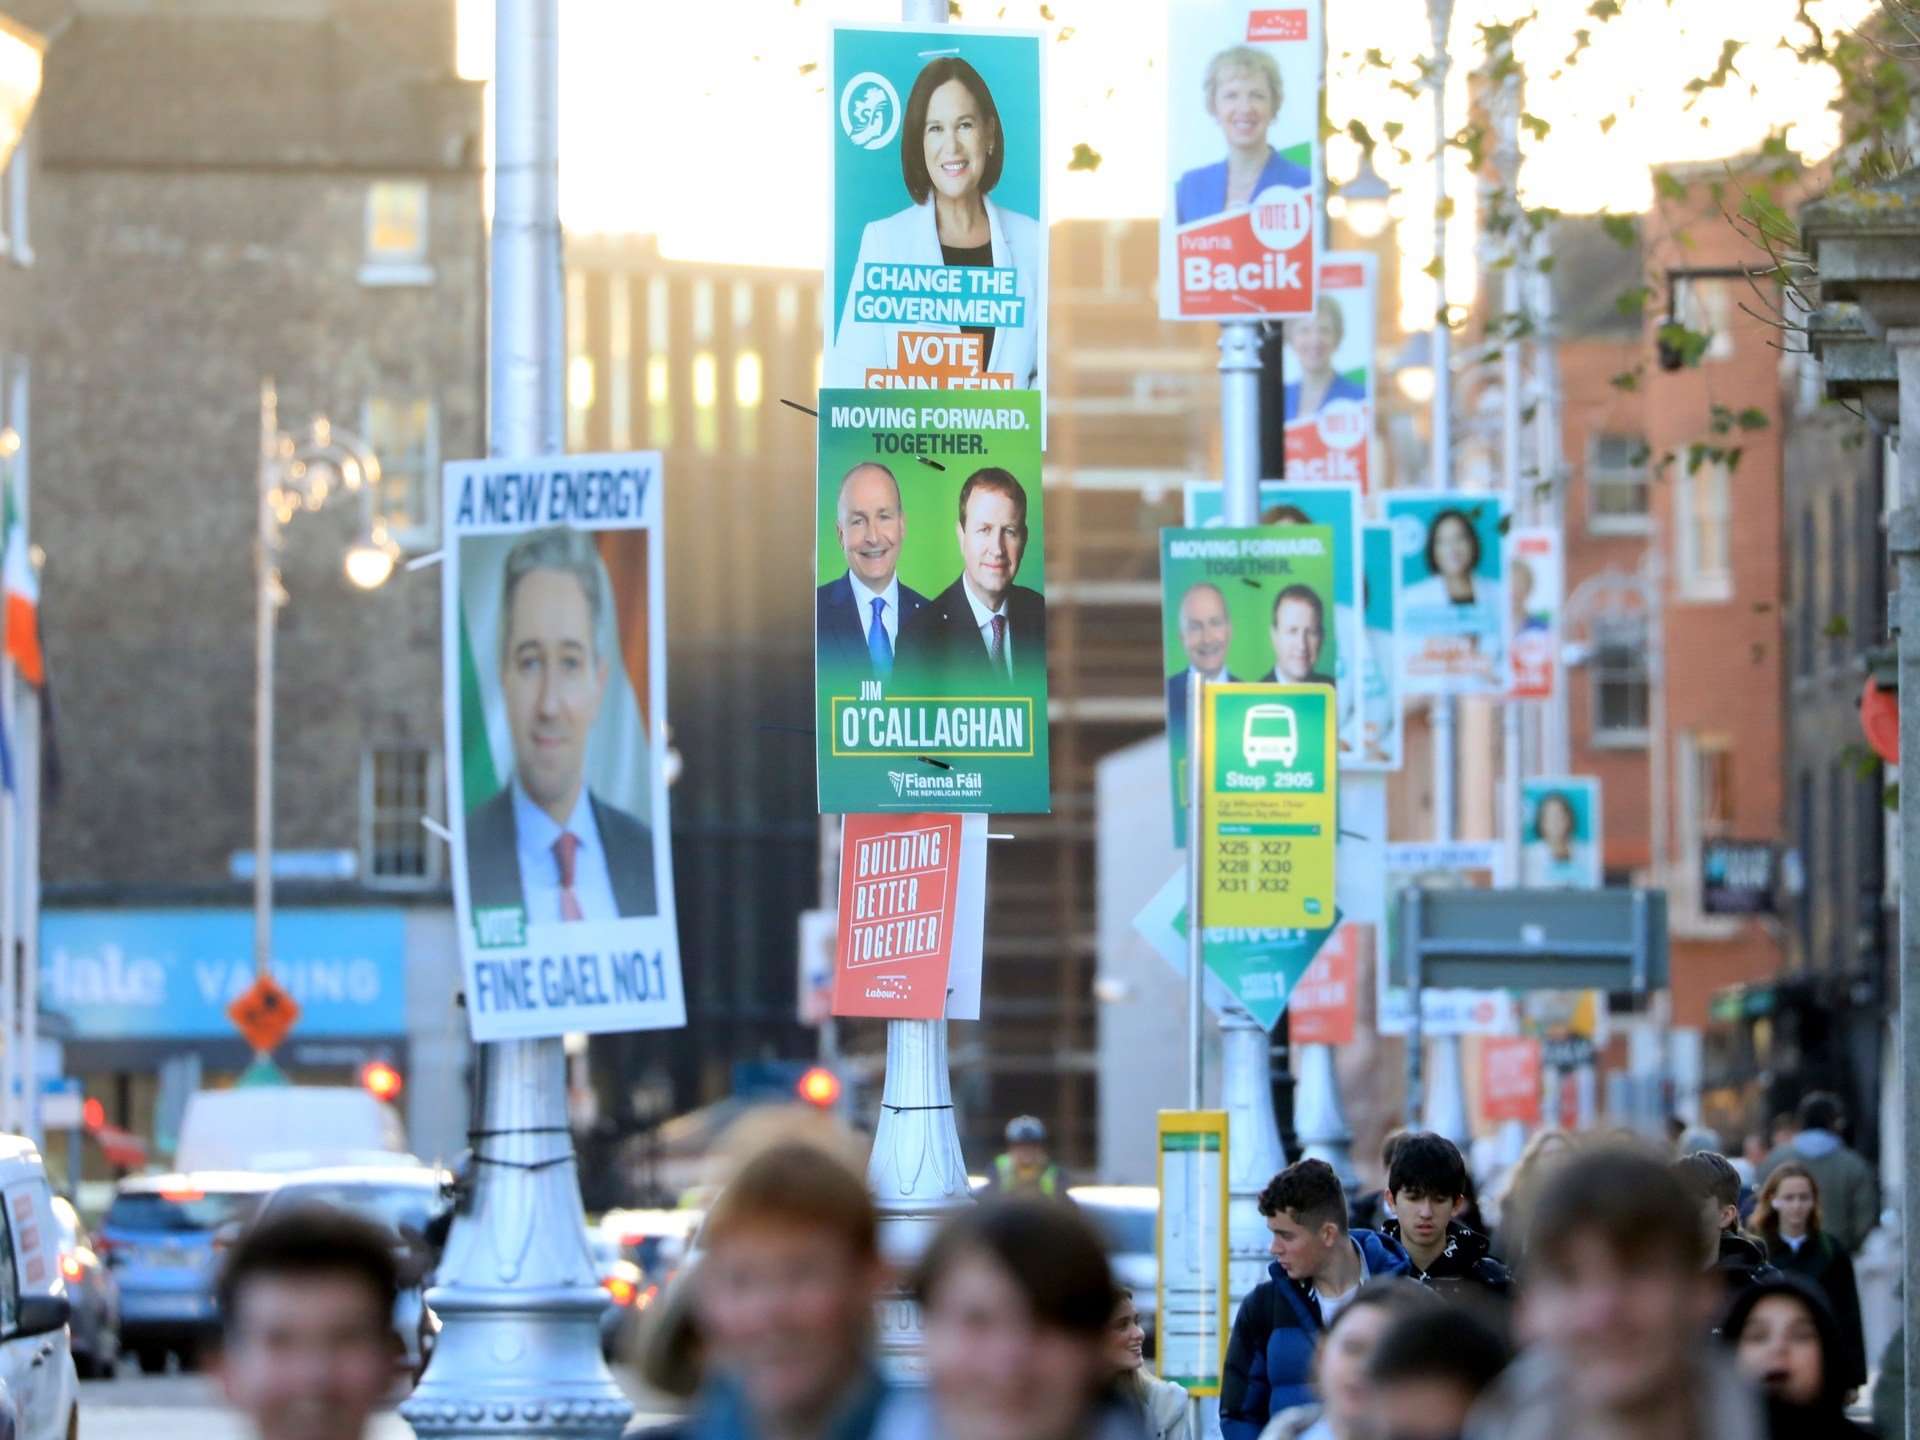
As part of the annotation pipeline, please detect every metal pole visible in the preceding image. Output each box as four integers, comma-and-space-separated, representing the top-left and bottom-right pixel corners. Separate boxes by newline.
1495, 69, 1525, 887
1187, 677, 1205, 1111
818, 814, 841, 1066
253, 381, 276, 986
1426, 0, 1456, 848
402, 4, 633, 1436
1887, 326, 1920, 1440
1529, 219, 1569, 775
18, 683, 36, 1142
861, 0, 974, 1388
0, 650, 14, 1136
1217, 321, 1286, 1287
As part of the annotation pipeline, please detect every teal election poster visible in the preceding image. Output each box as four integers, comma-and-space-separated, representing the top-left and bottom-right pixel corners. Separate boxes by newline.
826, 23, 1046, 411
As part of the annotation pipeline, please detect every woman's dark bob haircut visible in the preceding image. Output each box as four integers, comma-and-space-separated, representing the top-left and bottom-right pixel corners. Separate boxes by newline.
902, 58, 1004, 206
1424, 508, 1483, 578
913, 1197, 1113, 1337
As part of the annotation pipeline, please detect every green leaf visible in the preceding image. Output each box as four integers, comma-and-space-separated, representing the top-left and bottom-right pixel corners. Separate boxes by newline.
1422, 257, 1445, 280
1588, 0, 1621, 17
1824, 615, 1852, 638
1614, 285, 1651, 317
1598, 113, 1617, 135
1652, 169, 1687, 202
1611, 368, 1642, 392
1600, 213, 1637, 247
1657, 322, 1711, 369
1067, 142, 1102, 172
1520, 113, 1551, 141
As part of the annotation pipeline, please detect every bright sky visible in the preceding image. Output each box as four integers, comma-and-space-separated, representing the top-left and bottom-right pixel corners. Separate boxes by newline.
457, 0, 1874, 328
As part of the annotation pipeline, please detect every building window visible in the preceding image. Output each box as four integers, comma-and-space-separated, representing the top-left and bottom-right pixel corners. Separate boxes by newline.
1828, 491, 1848, 668
692, 352, 718, 454
735, 352, 762, 455
361, 180, 432, 285
0, 129, 29, 266
1796, 505, 1815, 678
1672, 275, 1735, 360
1675, 454, 1733, 601
647, 277, 672, 448
362, 744, 442, 886
1697, 738, 1734, 839
1590, 616, 1650, 746
608, 273, 633, 449
1677, 732, 1734, 922
1586, 432, 1649, 533
362, 396, 437, 541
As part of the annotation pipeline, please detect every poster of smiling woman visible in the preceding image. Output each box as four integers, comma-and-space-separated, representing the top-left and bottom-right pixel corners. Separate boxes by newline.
1384, 492, 1511, 696
1161, 0, 1322, 322
826, 23, 1046, 412
1521, 777, 1603, 889
444, 453, 684, 1043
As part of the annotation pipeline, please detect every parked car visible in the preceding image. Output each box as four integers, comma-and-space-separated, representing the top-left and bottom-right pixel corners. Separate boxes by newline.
1069, 1185, 1158, 1355
248, 1165, 450, 1375
50, 1198, 117, 1380
99, 1171, 278, 1372
0, 1137, 80, 1440
588, 1233, 646, 1360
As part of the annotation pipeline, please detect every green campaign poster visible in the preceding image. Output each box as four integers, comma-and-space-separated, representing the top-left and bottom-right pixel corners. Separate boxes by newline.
815, 389, 1049, 813
1160, 525, 1335, 846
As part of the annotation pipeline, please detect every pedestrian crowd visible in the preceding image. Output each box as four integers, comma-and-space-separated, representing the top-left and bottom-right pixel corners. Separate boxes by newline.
199, 1095, 1888, 1440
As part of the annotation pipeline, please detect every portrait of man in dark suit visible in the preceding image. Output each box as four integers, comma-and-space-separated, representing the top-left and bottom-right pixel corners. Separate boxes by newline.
1259, 583, 1335, 688
1166, 581, 1239, 743
464, 526, 656, 923
815, 461, 928, 681
898, 467, 1046, 689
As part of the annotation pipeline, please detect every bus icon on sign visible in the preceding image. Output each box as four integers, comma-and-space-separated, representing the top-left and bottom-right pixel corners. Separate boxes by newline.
1243, 705, 1299, 766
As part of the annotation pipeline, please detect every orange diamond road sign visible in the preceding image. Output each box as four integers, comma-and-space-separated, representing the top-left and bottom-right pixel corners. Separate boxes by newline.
228, 974, 301, 1053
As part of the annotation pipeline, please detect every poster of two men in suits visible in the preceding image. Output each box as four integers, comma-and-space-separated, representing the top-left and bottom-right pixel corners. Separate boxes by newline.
814, 389, 1050, 814
443, 453, 686, 1043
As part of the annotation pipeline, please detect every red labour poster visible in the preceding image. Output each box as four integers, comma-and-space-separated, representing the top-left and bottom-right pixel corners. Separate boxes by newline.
1287, 923, 1361, 1045
1481, 1037, 1543, 1125
834, 815, 964, 1018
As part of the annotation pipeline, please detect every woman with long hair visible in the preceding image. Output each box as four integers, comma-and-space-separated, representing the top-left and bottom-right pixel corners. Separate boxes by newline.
1106, 1287, 1189, 1440
1751, 1162, 1866, 1392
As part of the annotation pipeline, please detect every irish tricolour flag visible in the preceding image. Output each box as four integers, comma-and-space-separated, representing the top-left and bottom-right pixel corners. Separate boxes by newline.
3, 467, 42, 688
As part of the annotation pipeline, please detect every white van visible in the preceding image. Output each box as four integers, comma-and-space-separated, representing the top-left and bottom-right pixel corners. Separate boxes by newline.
0, 1138, 79, 1440
175, 1088, 409, 1174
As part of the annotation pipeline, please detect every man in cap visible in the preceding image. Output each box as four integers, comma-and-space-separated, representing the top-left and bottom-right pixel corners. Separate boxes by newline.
986, 1116, 1062, 1198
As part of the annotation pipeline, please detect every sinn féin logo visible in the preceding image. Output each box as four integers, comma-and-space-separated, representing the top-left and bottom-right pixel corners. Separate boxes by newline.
841, 72, 901, 150
888, 771, 909, 798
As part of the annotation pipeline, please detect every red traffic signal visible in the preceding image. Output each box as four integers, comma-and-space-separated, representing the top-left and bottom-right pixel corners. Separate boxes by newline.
81, 1098, 104, 1132
360, 1060, 404, 1102
796, 1066, 841, 1108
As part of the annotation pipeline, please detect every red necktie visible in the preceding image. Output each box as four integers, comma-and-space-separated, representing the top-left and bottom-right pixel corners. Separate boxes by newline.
553, 832, 584, 922
989, 614, 1008, 677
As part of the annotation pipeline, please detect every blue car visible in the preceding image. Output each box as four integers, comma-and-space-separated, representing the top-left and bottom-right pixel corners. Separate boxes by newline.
98, 1172, 278, 1372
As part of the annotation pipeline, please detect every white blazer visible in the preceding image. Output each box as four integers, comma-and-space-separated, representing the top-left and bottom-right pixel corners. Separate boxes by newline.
827, 195, 1044, 389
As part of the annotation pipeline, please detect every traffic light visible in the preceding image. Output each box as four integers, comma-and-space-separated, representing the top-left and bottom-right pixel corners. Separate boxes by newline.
81, 1098, 104, 1132
796, 1066, 841, 1108
360, 1060, 404, 1102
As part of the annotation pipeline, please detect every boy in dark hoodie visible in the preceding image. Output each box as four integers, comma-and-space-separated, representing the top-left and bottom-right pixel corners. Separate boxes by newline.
1723, 1273, 1873, 1439
1219, 1158, 1411, 1440
1381, 1132, 1513, 1301
1672, 1149, 1777, 1300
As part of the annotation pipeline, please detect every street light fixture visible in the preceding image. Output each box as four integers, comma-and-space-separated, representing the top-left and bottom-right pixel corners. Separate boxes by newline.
1336, 152, 1394, 240
253, 380, 392, 1015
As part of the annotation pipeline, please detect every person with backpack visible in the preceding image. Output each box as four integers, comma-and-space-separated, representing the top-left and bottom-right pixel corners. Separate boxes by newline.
1219, 1159, 1411, 1440
1750, 1161, 1866, 1394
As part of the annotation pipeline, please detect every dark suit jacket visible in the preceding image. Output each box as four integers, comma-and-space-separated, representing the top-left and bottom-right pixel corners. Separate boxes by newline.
1166, 669, 1241, 736
814, 573, 930, 678
465, 785, 657, 919
898, 577, 1046, 689
1258, 668, 1336, 688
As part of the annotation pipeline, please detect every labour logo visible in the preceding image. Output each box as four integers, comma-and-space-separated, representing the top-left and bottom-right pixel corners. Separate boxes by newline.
841, 72, 901, 150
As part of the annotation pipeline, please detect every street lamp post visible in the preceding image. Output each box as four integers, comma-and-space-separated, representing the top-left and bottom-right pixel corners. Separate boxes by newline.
252, 379, 392, 1005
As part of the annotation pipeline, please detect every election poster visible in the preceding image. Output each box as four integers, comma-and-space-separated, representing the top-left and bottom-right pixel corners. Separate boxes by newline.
1377, 841, 1515, 1037
1282, 254, 1376, 491
816, 390, 1049, 814
1186, 482, 1366, 768
1136, 773, 1384, 1032
1287, 922, 1360, 1045
1162, 0, 1322, 321
1161, 523, 1339, 846
1521, 776, 1603, 890
826, 23, 1047, 416
1481, 1037, 1543, 1125
1385, 492, 1511, 696
1508, 526, 1561, 700
798, 908, 835, 1026
443, 453, 684, 1042
1361, 525, 1401, 770
833, 813, 987, 1019
1202, 683, 1337, 930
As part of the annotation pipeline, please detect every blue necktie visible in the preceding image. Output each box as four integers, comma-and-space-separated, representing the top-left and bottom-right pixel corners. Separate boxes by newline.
868, 596, 893, 678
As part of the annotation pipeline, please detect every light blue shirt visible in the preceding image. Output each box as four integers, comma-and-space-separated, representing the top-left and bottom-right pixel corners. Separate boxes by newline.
847, 573, 902, 648
511, 778, 620, 924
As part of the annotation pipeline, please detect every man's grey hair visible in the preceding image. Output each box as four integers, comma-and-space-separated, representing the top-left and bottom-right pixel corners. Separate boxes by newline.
498, 526, 608, 666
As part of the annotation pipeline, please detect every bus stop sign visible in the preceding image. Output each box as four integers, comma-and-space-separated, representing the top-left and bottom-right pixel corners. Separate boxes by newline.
1393, 887, 1667, 994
